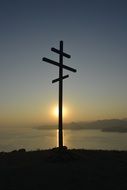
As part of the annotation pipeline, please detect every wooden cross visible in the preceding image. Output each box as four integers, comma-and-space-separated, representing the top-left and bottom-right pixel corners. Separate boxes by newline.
42, 41, 77, 148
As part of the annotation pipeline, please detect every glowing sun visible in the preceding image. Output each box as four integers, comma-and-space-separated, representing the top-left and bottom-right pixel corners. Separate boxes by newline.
53, 105, 67, 118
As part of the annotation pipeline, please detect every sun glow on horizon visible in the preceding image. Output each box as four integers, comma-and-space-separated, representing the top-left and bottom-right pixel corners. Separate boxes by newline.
52, 105, 67, 119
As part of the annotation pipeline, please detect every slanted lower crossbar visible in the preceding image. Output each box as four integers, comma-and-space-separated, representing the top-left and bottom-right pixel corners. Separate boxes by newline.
52, 75, 69, 83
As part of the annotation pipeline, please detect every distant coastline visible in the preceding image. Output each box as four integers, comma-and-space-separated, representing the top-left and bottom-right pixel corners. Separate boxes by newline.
35, 119, 127, 133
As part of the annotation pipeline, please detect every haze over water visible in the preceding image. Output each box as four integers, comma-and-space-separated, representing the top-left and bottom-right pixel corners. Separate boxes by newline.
1, 127, 127, 152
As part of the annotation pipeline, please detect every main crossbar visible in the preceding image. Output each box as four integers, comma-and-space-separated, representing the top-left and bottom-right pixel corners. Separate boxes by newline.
43, 57, 77, 72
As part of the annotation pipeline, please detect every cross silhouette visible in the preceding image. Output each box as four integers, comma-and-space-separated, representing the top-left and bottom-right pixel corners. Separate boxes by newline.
42, 41, 77, 148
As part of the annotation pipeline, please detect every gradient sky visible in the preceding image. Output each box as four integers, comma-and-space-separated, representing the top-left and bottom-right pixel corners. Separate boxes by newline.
0, 0, 127, 127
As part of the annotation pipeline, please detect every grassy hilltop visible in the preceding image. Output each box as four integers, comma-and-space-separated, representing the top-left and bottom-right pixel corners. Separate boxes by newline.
0, 148, 127, 190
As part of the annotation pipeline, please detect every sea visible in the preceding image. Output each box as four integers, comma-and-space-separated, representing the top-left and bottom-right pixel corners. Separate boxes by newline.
0, 127, 127, 152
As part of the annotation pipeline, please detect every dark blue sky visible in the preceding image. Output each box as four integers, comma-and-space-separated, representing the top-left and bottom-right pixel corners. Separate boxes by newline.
0, 0, 127, 126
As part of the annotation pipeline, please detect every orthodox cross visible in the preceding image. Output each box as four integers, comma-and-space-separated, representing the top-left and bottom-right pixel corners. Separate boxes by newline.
42, 41, 77, 148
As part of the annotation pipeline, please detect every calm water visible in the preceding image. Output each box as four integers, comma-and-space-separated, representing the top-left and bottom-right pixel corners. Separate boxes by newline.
0, 127, 127, 152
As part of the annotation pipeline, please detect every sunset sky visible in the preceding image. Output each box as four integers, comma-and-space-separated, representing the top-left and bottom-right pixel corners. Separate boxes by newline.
0, 0, 127, 127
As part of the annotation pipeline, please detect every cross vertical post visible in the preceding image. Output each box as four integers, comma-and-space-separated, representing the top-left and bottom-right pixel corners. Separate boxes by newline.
42, 41, 77, 149
59, 41, 63, 147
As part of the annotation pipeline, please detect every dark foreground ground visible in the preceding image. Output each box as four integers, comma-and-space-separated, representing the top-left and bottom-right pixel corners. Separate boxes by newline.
0, 148, 127, 190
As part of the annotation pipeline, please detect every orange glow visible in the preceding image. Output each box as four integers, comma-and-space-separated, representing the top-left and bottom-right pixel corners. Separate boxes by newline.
52, 105, 67, 118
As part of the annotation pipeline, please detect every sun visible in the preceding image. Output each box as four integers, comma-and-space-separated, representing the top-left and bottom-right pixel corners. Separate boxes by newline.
53, 105, 67, 118
53, 106, 59, 118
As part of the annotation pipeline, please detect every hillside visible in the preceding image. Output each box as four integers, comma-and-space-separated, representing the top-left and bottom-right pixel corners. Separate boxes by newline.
0, 148, 127, 190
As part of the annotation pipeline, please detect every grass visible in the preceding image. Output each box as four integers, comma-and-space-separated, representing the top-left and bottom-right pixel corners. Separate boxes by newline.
0, 148, 127, 190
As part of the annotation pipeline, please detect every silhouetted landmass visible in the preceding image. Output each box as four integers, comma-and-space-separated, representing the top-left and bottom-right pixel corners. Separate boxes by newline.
102, 126, 127, 132
0, 148, 127, 190
35, 119, 127, 133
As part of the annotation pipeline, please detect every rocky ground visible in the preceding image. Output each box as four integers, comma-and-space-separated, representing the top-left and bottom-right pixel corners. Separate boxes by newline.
0, 148, 127, 190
